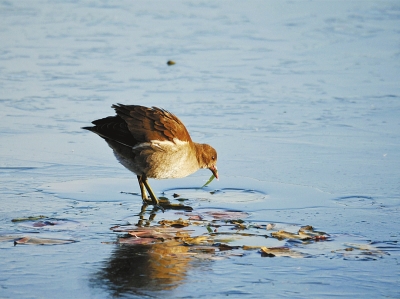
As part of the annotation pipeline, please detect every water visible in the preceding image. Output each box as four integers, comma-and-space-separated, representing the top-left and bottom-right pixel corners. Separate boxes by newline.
1, 1, 399, 298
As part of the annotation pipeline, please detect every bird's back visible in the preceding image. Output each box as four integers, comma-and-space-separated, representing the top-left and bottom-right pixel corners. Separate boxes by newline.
82, 104, 200, 178
83, 104, 192, 147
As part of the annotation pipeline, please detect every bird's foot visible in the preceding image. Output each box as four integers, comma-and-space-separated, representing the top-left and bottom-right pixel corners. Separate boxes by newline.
154, 204, 165, 212
141, 199, 165, 212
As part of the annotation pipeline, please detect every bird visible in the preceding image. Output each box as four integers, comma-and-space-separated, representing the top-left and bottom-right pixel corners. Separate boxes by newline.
82, 104, 218, 210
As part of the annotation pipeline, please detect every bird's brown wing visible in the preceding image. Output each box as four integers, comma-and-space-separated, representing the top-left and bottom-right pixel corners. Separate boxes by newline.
112, 104, 192, 143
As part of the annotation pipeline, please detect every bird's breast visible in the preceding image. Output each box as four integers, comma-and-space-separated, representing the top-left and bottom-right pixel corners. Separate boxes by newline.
134, 139, 200, 179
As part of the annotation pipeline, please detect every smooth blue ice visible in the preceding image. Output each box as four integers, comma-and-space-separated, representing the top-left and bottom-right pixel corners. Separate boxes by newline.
1, 1, 399, 298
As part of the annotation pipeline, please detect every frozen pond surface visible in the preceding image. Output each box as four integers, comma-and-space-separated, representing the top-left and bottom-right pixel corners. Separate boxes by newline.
1, 1, 400, 298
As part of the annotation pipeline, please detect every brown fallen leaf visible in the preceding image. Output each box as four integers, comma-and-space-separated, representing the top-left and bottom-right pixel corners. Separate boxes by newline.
188, 215, 203, 221
182, 235, 210, 246
232, 222, 247, 230
298, 225, 328, 237
118, 237, 158, 245
260, 246, 305, 258
271, 230, 311, 240
128, 230, 176, 240
132, 227, 189, 241
242, 245, 263, 250
205, 211, 249, 220
176, 198, 189, 202
214, 243, 241, 251
14, 236, 76, 246
313, 235, 328, 241
111, 225, 158, 232
159, 218, 190, 228
188, 246, 216, 254
175, 231, 191, 239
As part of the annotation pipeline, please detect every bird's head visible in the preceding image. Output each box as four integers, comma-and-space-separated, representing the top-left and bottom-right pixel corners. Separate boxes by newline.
197, 143, 218, 179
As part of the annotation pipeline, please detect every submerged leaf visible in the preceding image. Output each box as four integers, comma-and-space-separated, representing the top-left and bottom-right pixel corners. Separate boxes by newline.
298, 225, 328, 237
176, 197, 189, 202
127, 230, 176, 240
105, 207, 386, 260
188, 214, 203, 221
205, 211, 249, 220
32, 221, 56, 227
158, 218, 190, 228
118, 237, 157, 245
16, 219, 81, 230
213, 243, 240, 251
188, 246, 216, 254
128, 227, 187, 239
231, 221, 247, 230
144, 199, 193, 211
271, 230, 312, 241
182, 235, 210, 246
260, 246, 305, 258
11, 215, 47, 222
13, 236, 76, 246
243, 245, 263, 250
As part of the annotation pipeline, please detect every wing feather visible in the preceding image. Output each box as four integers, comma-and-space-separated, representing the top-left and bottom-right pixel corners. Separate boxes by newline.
112, 104, 192, 143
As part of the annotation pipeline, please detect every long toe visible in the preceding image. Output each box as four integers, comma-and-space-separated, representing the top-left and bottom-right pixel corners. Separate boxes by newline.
154, 204, 165, 212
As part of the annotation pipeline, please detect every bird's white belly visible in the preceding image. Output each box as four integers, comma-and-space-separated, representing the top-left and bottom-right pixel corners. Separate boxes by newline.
145, 139, 199, 179
114, 139, 199, 179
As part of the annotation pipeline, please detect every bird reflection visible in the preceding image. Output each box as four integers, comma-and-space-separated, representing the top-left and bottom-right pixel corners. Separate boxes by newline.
93, 242, 192, 296
91, 204, 196, 296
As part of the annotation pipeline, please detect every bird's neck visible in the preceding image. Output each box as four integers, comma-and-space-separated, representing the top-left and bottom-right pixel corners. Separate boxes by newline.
193, 142, 207, 169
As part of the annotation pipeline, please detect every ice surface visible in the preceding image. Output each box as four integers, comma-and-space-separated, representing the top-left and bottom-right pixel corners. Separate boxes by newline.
1, 1, 399, 298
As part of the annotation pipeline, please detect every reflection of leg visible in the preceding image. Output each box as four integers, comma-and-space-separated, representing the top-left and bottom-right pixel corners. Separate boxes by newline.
148, 209, 157, 224
139, 202, 148, 215
137, 175, 148, 202
137, 203, 158, 227
137, 203, 148, 226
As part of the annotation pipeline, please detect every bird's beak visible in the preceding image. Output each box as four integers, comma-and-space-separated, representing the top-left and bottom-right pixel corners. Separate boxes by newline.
209, 165, 219, 180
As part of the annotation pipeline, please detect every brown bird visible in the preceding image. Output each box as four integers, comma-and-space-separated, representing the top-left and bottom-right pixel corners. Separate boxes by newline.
82, 104, 218, 209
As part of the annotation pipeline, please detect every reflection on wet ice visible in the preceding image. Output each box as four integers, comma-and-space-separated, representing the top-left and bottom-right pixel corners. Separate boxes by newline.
93, 240, 194, 294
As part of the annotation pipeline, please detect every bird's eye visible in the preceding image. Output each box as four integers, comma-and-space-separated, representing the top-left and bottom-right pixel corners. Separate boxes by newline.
212, 156, 215, 160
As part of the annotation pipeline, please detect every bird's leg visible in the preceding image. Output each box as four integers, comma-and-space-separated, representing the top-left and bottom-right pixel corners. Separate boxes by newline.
142, 175, 164, 212
137, 175, 150, 204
